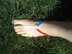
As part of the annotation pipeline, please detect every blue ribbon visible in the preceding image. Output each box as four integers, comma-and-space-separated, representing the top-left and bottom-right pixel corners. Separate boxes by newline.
36, 20, 48, 27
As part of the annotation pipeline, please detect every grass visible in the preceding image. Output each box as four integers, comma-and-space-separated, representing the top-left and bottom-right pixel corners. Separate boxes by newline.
0, 0, 72, 54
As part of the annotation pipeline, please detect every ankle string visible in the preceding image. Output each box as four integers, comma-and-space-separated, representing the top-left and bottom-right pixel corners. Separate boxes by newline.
35, 20, 48, 36
35, 20, 48, 27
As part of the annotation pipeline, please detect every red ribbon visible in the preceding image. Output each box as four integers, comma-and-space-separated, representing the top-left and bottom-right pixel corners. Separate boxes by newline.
36, 29, 48, 36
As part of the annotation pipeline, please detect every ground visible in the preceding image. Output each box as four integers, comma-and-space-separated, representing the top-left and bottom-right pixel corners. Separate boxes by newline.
0, 18, 72, 54
0, 0, 72, 54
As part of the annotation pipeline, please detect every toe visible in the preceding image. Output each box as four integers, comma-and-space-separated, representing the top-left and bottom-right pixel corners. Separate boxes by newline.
12, 19, 37, 26
14, 26, 23, 29
17, 31, 26, 34
21, 33, 30, 37
15, 29, 24, 32
12, 20, 24, 25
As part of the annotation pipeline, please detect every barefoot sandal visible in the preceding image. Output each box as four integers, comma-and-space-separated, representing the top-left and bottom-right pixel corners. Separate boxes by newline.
23, 20, 48, 36
35, 20, 48, 36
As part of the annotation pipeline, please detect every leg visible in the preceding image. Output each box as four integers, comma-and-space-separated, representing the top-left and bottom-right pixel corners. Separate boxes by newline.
12, 19, 72, 42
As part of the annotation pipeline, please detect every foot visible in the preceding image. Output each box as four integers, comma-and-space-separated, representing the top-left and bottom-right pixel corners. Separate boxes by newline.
12, 19, 49, 37
12, 19, 72, 42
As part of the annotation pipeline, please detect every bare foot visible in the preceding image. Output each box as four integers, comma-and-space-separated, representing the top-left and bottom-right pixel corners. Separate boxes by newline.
12, 19, 48, 37
12, 19, 72, 42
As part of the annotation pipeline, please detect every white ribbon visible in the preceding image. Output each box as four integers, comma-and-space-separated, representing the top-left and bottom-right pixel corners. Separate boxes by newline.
23, 25, 37, 29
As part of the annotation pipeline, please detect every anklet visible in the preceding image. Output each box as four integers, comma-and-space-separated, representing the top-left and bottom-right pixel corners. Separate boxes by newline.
35, 20, 48, 36
35, 20, 48, 27
23, 20, 48, 36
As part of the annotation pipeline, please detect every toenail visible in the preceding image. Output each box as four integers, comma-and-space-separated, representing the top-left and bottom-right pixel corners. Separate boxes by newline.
12, 20, 14, 24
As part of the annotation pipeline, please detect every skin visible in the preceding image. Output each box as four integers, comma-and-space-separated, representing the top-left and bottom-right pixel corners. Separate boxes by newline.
12, 19, 72, 42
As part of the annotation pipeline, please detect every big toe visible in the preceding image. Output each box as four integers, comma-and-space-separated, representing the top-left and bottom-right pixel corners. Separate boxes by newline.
12, 20, 25, 25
